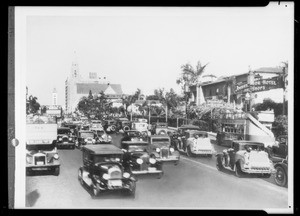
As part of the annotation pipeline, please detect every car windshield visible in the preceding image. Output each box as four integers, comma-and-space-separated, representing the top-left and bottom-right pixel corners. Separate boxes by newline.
128, 144, 148, 152
151, 138, 170, 143
80, 132, 94, 138
58, 129, 70, 135
94, 154, 122, 163
96, 131, 105, 136
127, 131, 141, 137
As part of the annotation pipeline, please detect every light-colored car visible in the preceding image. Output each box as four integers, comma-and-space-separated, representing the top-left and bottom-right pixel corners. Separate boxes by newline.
131, 119, 151, 136
175, 130, 215, 157
216, 141, 276, 178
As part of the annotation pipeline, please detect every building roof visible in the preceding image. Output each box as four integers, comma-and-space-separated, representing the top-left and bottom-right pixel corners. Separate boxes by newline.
76, 83, 123, 95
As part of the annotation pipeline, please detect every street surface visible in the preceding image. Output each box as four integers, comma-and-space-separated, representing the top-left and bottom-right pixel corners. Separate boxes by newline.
26, 133, 288, 209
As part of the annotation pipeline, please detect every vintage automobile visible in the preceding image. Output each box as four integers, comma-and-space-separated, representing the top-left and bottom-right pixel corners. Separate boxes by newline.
131, 118, 151, 137
273, 156, 288, 187
91, 128, 112, 144
75, 130, 97, 149
216, 141, 275, 178
78, 144, 137, 197
116, 117, 131, 132
62, 123, 80, 138
56, 127, 75, 149
102, 119, 118, 133
267, 135, 288, 159
121, 141, 164, 178
151, 122, 169, 135
175, 130, 215, 157
121, 130, 147, 143
149, 135, 180, 165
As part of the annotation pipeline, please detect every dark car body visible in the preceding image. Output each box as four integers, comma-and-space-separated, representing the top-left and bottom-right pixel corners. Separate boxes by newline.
149, 135, 180, 165
62, 123, 80, 138
56, 127, 75, 149
216, 141, 275, 178
116, 117, 131, 132
102, 119, 118, 133
268, 135, 288, 159
121, 130, 147, 143
78, 145, 136, 197
121, 141, 163, 178
75, 130, 97, 149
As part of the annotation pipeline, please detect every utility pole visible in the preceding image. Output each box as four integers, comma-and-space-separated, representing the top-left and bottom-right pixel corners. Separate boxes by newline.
282, 66, 286, 115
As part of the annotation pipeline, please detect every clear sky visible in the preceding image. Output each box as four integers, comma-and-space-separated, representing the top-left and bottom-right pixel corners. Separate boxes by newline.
25, 4, 293, 106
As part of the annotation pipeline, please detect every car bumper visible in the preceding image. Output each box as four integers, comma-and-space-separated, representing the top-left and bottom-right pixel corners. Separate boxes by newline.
242, 167, 275, 174
192, 150, 214, 155
132, 168, 163, 175
26, 164, 60, 171
156, 156, 179, 163
57, 142, 75, 147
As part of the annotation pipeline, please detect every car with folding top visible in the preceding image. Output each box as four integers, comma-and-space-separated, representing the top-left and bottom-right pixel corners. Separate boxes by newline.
26, 115, 60, 176
78, 144, 137, 197
179, 130, 215, 157
91, 128, 112, 144
149, 135, 180, 165
56, 127, 75, 149
216, 141, 275, 178
121, 140, 163, 178
75, 130, 97, 149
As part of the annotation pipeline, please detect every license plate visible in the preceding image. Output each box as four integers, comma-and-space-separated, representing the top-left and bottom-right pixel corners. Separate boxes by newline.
109, 180, 122, 187
36, 161, 44, 165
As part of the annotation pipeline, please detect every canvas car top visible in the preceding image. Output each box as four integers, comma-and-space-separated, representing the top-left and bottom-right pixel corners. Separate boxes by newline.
122, 141, 149, 145
179, 125, 200, 129
83, 144, 123, 155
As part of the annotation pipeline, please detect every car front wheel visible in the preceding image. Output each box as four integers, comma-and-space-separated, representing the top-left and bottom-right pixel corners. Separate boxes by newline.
235, 162, 244, 178
216, 155, 224, 171
275, 166, 287, 187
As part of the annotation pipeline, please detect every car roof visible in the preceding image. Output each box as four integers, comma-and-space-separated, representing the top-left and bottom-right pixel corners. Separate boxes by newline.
83, 144, 123, 155
58, 127, 70, 130
233, 141, 265, 146
150, 134, 170, 138
179, 125, 200, 129
122, 141, 149, 145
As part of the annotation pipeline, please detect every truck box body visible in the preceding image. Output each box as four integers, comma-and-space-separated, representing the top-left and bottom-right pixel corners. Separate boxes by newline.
26, 124, 57, 144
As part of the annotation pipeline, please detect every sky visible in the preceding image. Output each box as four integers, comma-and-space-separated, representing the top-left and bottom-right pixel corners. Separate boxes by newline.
25, 4, 293, 107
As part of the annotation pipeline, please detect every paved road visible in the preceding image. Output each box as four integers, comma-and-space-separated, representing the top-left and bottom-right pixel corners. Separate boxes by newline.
26, 133, 289, 209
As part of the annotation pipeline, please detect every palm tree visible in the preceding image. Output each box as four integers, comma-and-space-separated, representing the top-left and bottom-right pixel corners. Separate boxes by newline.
176, 61, 209, 87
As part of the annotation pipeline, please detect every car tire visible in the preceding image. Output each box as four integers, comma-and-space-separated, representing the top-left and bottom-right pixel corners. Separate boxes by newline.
186, 146, 193, 157
275, 166, 287, 187
235, 162, 244, 178
126, 180, 136, 198
92, 185, 100, 197
216, 155, 224, 171
78, 169, 84, 186
123, 126, 130, 131
54, 167, 60, 176
110, 125, 116, 132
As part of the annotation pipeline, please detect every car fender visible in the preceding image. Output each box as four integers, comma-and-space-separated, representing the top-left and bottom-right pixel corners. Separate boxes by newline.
274, 162, 288, 172
151, 152, 160, 158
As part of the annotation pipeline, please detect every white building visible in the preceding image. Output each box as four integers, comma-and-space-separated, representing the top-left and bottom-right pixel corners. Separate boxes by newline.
65, 52, 124, 114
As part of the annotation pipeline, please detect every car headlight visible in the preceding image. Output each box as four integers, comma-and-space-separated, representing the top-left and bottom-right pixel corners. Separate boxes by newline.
108, 136, 111, 140
84, 138, 88, 142
116, 158, 120, 162
170, 147, 175, 153
69, 138, 72, 141
123, 172, 130, 178
156, 148, 160, 152
136, 158, 143, 164
58, 138, 62, 141
102, 173, 109, 180
53, 154, 59, 160
149, 158, 156, 164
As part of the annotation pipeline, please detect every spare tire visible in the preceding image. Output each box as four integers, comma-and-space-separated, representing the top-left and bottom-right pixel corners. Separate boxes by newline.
123, 125, 130, 131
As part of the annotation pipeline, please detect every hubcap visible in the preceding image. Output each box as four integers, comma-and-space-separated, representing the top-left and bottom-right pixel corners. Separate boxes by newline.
276, 170, 284, 183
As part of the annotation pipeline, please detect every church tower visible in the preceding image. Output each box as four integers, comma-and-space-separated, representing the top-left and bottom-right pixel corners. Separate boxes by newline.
52, 88, 58, 106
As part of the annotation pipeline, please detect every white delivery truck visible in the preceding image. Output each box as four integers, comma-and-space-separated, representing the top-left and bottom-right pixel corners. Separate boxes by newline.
26, 116, 60, 176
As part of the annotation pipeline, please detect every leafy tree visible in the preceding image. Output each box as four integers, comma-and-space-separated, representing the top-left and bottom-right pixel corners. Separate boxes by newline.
176, 61, 209, 91
253, 98, 287, 117
26, 95, 40, 114
272, 115, 288, 137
